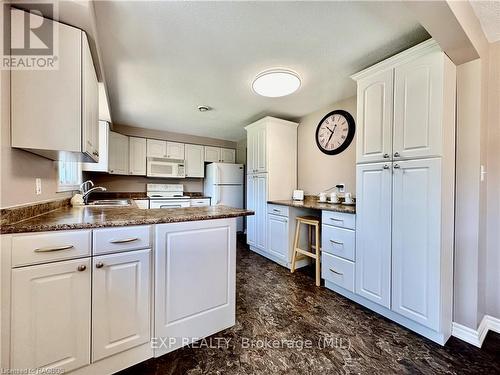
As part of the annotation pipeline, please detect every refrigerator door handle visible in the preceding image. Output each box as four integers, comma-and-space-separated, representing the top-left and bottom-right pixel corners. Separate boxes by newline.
215, 165, 221, 205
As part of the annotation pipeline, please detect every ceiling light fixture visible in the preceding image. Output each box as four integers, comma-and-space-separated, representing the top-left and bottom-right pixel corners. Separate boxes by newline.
252, 68, 301, 97
197, 105, 211, 112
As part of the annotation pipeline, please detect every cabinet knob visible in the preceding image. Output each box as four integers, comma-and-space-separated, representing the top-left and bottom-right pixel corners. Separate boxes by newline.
394, 152, 400, 157
393, 164, 400, 169
77, 265, 86, 272
383, 164, 390, 169
96, 262, 104, 269
383, 153, 390, 158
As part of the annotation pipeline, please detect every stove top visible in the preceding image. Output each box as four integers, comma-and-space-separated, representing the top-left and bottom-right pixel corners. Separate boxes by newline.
146, 183, 186, 199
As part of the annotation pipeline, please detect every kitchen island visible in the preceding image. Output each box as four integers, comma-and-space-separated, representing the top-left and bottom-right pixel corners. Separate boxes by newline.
0, 203, 252, 374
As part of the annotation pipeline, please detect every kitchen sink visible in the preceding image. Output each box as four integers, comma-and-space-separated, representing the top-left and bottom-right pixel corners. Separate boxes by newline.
87, 199, 132, 207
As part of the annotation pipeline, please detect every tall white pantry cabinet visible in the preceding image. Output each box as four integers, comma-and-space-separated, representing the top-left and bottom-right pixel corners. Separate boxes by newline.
351, 39, 456, 344
245, 117, 298, 256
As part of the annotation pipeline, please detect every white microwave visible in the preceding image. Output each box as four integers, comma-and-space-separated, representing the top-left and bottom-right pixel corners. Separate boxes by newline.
146, 157, 185, 178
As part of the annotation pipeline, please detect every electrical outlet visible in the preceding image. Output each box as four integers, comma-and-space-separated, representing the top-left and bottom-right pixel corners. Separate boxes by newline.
35, 178, 42, 195
338, 183, 346, 193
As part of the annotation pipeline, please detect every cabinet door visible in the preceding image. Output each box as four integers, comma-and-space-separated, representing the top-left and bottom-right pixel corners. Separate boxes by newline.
92, 249, 151, 361
355, 163, 392, 308
255, 174, 268, 250
255, 127, 267, 173
129, 137, 147, 175
246, 130, 256, 172
391, 158, 441, 329
146, 139, 167, 158
166, 141, 185, 159
155, 219, 236, 355
356, 70, 393, 163
220, 148, 236, 163
267, 214, 288, 260
11, 9, 82, 154
108, 131, 129, 174
82, 33, 99, 162
393, 52, 443, 159
246, 174, 256, 246
185, 144, 205, 177
204, 146, 221, 163
11, 258, 91, 372
82, 121, 109, 172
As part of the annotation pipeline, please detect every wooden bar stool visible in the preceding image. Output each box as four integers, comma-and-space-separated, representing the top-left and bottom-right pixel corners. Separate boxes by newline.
290, 215, 321, 286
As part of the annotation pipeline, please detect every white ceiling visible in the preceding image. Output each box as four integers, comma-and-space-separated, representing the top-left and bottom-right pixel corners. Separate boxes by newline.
470, 0, 500, 43
94, 1, 429, 141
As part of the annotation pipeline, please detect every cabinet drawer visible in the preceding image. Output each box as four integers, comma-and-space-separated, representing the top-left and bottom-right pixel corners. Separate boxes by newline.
267, 204, 289, 217
190, 198, 210, 207
321, 225, 355, 261
11, 230, 91, 267
321, 253, 355, 292
93, 225, 151, 255
322, 211, 355, 230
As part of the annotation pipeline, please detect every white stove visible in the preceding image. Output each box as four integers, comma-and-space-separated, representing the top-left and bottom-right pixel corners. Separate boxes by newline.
146, 184, 190, 208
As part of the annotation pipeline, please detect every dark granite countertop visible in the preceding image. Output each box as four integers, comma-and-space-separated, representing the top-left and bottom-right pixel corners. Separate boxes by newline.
268, 196, 356, 214
0, 205, 253, 234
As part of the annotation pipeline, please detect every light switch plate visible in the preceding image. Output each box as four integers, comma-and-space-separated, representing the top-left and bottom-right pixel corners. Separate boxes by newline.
35, 178, 42, 195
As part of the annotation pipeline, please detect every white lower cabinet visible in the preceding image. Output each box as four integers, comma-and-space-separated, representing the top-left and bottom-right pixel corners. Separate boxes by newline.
355, 162, 392, 308
92, 249, 151, 361
267, 214, 288, 261
246, 174, 267, 249
391, 158, 441, 329
11, 258, 91, 372
154, 219, 236, 355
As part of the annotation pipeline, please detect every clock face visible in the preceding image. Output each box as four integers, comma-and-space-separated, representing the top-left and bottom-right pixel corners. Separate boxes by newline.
315, 110, 355, 155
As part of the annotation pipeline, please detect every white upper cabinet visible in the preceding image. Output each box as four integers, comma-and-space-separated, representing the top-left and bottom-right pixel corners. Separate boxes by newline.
108, 131, 129, 175
11, 9, 98, 162
11, 258, 91, 372
166, 141, 185, 159
92, 249, 151, 361
355, 162, 392, 308
247, 125, 267, 173
185, 144, 204, 177
393, 51, 445, 160
83, 121, 109, 172
204, 146, 236, 163
220, 148, 236, 163
352, 40, 455, 164
129, 137, 147, 175
204, 146, 221, 163
355, 69, 393, 164
391, 158, 441, 329
82, 33, 99, 162
146, 139, 167, 158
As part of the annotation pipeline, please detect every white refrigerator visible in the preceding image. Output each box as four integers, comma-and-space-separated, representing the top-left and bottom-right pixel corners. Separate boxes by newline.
204, 163, 244, 232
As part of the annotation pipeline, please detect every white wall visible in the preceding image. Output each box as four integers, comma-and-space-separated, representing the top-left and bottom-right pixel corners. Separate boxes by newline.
297, 96, 356, 195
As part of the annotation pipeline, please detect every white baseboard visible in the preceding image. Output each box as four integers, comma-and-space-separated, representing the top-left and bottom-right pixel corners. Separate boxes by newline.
452, 315, 500, 348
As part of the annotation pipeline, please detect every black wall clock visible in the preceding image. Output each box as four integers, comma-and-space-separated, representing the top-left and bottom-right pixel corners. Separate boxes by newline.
315, 110, 355, 155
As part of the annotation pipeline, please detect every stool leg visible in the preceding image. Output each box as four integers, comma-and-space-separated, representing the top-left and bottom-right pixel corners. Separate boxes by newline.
308, 225, 312, 252
315, 223, 321, 286
290, 221, 301, 273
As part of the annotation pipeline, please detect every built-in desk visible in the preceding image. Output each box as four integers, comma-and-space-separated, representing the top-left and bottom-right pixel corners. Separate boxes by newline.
267, 196, 356, 214
257, 197, 356, 289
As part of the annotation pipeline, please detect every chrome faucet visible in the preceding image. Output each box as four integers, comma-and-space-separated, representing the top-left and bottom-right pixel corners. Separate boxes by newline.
82, 186, 107, 205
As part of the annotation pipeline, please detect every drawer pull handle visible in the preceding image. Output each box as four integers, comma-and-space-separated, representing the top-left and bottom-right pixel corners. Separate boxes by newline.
330, 218, 343, 222
34, 245, 74, 253
329, 239, 343, 245
109, 237, 139, 244
273, 209, 281, 212
330, 268, 343, 276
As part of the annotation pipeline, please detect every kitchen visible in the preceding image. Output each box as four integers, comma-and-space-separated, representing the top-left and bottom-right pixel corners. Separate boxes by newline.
1, 1, 500, 374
